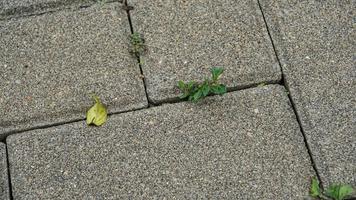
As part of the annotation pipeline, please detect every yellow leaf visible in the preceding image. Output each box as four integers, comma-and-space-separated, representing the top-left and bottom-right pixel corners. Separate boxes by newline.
86, 95, 107, 126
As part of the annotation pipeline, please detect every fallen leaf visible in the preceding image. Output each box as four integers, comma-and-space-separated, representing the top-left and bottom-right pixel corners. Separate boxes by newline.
86, 95, 107, 126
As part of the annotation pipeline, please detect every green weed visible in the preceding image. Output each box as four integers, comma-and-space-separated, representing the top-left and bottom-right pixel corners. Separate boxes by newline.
310, 177, 354, 200
130, 32, 146, 57
177, 67, 227, 102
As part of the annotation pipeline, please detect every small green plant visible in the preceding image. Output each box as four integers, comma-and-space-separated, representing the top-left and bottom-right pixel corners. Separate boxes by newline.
130, 32, 146, 57
177, 67, 227, 102
310, 177, 354, 200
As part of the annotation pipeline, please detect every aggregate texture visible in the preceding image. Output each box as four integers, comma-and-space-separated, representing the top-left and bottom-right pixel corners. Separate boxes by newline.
0, 3, 147, 138
128, 0, 281, 103
7, 85, 314, 199
259, 0, 356, 187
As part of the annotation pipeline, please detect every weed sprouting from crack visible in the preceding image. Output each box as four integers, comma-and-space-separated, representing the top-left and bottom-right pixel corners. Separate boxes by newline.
177, 67, 227, 102
309, 177, 354, 200
129, 32, 146, 59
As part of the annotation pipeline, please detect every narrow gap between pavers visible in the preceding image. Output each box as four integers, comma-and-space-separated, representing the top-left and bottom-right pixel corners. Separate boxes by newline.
0, 0, 122, 21
1, 2, 113, 21
123, 0, 281, 106
123, 0, 151, 106
5, 144, 14, 200
0, 3, 127, 23
0, 82, 280, 143
256, 0, 324, 189
0, 118, 83, 143
1, 9, 58, 21
149, 80, 280, 106
1, 2, 147, 140
4, 85, 313, 197
0, 105, 148, 143
1, 0, 282, 141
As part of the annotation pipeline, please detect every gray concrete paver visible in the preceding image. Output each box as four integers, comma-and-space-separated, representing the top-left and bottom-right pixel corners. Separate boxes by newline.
0, 3, 147, 138
129, 0, 281, 103
7, 85, 314, 199
259, 0, 356, 186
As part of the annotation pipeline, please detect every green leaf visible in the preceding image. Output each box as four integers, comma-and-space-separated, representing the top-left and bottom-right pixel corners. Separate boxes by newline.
211, 84, 227, 95
310, 177, 321, 198
187, 81, 195, 90
201, 83, 210, 97
337, 185, 354, 200
179, 93, 189, 99
177, 80, 186, 90
211, 67, 224, 81
86, 95, 108, 126
192, 90, 203, 102
176, 68, 226, 102
130, 32, 145, 56
326, 184, 354, 200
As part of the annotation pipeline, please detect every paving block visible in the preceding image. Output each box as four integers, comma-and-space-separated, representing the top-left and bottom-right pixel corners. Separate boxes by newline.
0, 0, 121, 19
259, 0, 356, 187
0, 3, 147, 138
7, 85, 314, 199
0, 143, 10, 200
128, 0, 281, 103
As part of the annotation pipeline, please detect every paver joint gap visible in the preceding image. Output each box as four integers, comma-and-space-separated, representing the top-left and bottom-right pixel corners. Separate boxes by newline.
150, 81, 281, 106
1, 80, 280, 142
1, 2, 148, 138
122, 0, 151, 106
4, 144, 14, 200
0, 0, 122, 21
0, 105, 149, 142
256, 0, 324, 189
5, 85, 315, 198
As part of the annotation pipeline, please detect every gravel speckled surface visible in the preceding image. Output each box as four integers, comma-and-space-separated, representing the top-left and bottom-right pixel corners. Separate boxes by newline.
0, 143, 10, 200
128, 0, 281, 103
0, 0, 121, 19
260, 0, 356, 187
7, 85, 314, 199
0, 3, 147, 138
